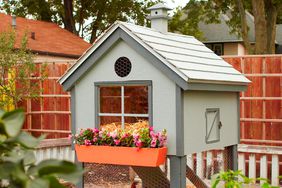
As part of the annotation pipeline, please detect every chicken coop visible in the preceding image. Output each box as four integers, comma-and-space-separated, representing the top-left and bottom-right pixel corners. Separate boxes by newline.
59, 3, 250, 188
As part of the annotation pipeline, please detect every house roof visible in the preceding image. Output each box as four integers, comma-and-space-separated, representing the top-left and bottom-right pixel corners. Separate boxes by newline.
59, 21, 250, 91
199, 12, 255, 43
147, 3, 172, 10
0, 13, 91, 58
276, 24, 282, 45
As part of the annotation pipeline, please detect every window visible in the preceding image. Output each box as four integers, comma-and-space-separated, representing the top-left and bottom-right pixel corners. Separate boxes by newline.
95, 82, 151, 129
205, 43, 224, 56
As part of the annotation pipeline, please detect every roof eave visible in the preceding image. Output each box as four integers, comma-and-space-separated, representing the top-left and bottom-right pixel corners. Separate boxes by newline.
186, 79, 250, 92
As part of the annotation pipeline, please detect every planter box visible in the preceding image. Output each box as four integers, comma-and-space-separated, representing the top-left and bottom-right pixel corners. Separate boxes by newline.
75, 145, 167, 167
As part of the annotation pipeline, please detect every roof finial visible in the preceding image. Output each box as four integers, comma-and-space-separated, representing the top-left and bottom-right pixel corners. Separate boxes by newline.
147, 3, 172, 33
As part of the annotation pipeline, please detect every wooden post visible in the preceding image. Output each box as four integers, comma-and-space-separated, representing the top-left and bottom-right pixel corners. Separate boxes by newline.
225, 145, 238, 171
169, 155, 186, 188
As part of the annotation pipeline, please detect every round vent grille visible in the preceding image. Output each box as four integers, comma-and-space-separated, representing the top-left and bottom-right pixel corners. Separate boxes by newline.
114, 57, 132, 77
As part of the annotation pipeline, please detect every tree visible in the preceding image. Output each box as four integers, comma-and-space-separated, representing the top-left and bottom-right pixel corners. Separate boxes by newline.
0, 109, 83, 187
1, 0, 159, 43
169, 0, 282, 54
0, 30, 45, 110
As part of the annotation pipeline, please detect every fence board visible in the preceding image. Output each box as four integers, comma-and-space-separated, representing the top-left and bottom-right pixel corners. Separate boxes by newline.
223, 56, 282, 146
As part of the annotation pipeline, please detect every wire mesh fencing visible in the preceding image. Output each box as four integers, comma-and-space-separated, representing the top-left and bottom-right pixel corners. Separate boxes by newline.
82, 148, 234, 188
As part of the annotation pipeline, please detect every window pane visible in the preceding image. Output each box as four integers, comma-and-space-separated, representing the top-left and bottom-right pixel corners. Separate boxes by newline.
100, 116, 121, 131
100, 86, 121, 113
124, 86, 148, 114
124, 117, 149, 131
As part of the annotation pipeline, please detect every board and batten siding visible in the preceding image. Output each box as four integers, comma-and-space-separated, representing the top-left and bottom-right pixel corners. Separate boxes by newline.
183, 91, 239, 154
74, 40, 177, 155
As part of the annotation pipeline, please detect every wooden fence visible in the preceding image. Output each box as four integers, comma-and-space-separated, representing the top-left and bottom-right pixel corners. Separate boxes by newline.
19, 55, 282, 146
223, 55, 282, 146
20, 59, 75, 139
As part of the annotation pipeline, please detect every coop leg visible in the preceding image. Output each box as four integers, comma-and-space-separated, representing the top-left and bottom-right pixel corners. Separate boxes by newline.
75, 156, 84, 188
225, 144, 238, 171
168, 155, 186, 188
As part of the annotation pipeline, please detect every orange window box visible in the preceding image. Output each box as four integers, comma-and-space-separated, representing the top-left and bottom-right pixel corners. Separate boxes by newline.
75, 145, 167, 167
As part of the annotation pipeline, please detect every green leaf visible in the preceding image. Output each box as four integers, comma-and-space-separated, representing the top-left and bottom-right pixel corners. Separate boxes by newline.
0, 109, 5, 118
1, 109, 25, 137
43, 176, 65, 188
0, 162, 17, 179
31, 159, 83, 184
27, 178, 49, 188
16, 131, 45, 148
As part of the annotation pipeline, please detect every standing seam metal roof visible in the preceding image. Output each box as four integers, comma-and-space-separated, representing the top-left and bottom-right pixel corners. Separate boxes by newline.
59, 21, 250, 87
121, 22, 250, 84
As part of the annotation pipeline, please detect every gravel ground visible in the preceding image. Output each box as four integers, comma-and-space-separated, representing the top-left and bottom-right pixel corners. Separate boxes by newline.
84, 163, 132, 187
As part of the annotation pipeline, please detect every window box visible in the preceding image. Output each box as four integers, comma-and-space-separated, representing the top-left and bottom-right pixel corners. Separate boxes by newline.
75, 145, 167, 167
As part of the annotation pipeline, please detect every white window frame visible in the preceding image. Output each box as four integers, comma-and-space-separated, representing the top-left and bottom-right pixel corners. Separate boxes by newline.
94, 81, 152, 129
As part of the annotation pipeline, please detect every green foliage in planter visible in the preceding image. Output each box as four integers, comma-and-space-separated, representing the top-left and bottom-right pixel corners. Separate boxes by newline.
212, 170, 281, 188
0, 109, 83, 188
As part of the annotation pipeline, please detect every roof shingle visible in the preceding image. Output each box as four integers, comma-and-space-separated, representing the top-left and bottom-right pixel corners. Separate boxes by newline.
0, 13, 91, 58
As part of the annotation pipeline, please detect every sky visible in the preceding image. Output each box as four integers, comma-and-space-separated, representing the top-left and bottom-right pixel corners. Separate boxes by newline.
166, 0, 190, 9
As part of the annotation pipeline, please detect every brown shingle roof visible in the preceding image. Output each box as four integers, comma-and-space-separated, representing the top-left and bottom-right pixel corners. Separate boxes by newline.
0, 13, 91, 58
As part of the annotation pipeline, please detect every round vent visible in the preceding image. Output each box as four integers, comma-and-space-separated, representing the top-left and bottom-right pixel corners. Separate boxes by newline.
114, 57, 132, 77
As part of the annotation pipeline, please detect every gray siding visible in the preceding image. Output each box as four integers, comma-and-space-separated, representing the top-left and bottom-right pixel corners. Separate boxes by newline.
183, 91, 239, 154
74, 40, 178, 155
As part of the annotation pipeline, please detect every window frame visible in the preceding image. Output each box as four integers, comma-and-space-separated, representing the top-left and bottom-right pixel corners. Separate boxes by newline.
94, 81, 153, 129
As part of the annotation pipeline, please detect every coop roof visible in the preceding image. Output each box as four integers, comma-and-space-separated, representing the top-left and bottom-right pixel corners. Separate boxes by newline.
59, 21, 250, 91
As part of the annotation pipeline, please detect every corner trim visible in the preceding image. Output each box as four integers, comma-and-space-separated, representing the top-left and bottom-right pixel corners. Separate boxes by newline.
175, 85, 184, 156
70, 87, 76, 149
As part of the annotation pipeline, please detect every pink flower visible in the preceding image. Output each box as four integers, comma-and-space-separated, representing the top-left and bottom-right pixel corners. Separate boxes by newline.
149, 126, 153, 131
133, 133, 139, 139
135, 139, 143, 148
93, 128, 99, 133
151, 138, 157, 148
68, 134, 72, 141
93, 137, 98, 142
84, 139, 91, 146
150, 131, 156, 138
114, 139, 120, 145
99, 131, 103, 137
110, 131, 117, 139
122, 133, 129, 139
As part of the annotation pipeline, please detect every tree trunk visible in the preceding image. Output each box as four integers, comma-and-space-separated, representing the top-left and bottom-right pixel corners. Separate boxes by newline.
237, 0, 253, 54
63, 0, 76, 34
252, 0, 267, 54
265, 0, 277, 54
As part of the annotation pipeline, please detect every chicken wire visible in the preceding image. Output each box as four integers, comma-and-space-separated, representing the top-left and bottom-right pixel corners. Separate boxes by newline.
185, 148, 234, 188
82, 148, 234, 188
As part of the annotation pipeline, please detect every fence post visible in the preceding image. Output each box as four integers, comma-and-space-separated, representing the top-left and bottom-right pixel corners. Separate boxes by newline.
225, 145, 238, 171
169, 155, 186, 188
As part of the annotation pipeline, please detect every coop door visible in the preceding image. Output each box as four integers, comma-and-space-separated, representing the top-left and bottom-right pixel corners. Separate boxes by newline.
205, 108, 221, 144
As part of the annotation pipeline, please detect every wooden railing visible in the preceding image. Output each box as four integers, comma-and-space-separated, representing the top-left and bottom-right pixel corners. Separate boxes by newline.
34, 138, 74, 163
186, 144, 281, 186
